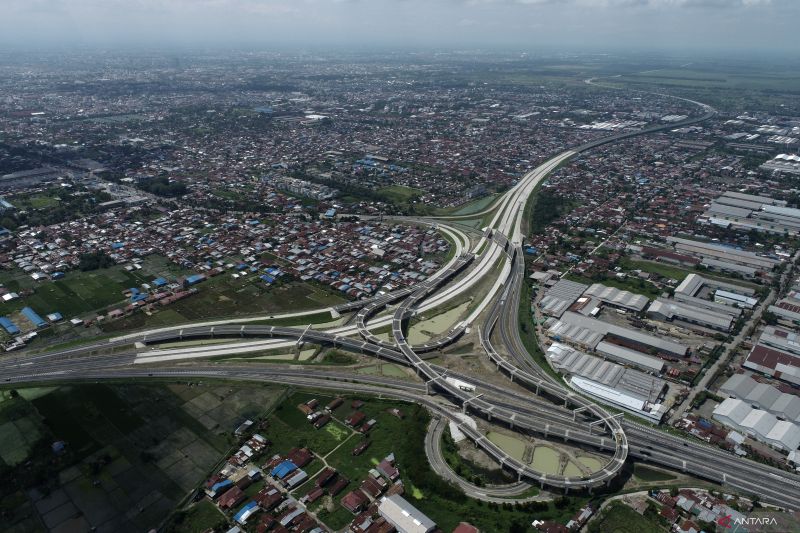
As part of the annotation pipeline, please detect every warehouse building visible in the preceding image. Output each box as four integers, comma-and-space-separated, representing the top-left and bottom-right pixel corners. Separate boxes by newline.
672, 293, 742, 317
715, 290, 758, 309
666, 236, 780, 274
547, 343, 667, 422
673, 274, 750, 316
647, 298, 733, 332
743, 344, 800, 386
759, 326, 800, 357
0, 167, 63, 190
595, 340, 665, 374
583, 283, 649, 312
546, 315, 604, 350
719, 374, 800, 422
704, 190, 800, 236
378, 494, 436, 533
548, 311, 688, 359
713, 398, 800, 452
768, 297, 800, 327
761, 154, 800, 176
539, 279, 589, 318
675, 273, 756, 299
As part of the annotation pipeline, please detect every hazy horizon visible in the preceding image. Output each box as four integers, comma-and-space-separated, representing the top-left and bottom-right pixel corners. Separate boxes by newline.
1, 0, 796, 54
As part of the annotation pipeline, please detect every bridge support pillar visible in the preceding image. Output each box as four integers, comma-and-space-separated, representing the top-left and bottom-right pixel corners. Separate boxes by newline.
605, 478, 611, 488
518, 471, 522, 482
535, 384, 539, 395
564, 488, 569, 495
588, 486, 593, 495
540, 480, 545, 489
487, 412, 492, 422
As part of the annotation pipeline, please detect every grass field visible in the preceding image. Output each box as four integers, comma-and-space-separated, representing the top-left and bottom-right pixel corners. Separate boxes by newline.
437, 194, 498, 216
620, 258, 690, 282
633, 464, 678, 482
589, 501, 668, 533
99, 279, 345, 334
0, 252, 345, 344
165, 499, 226, 533
377, 185, 424, 204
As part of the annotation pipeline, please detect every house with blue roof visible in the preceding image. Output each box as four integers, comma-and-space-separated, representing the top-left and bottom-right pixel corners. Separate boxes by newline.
270, 460, 297, 480
208, 479, 233, 498
21, 307, 47, 328
131, 293, 148, 303
0, 317, 20, 335
152, 277, 168, 288
233, 501, 259, 525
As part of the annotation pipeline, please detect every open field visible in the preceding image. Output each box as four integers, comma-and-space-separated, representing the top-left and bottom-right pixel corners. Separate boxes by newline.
633, 464, 677, 483
0, 252, 345, 346
377, 185, 424, 204
588, 500, 669, 533
0, 383, 285, 532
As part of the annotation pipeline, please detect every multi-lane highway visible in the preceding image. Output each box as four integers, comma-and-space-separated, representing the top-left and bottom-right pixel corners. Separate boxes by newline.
7, 88, 800, 508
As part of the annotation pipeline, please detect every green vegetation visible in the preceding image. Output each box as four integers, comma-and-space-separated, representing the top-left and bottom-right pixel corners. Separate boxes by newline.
529, 190, 573, 235
620, 258, 690, 282
27, 195, 61, 209
518, 275, 562, 381
633, 464, 678, 482
264, 391, 583, 532
78, 250, 117, 271
589, 500, 669, 533
377, 185, 424, 204
99, 280, 345, 333
0, 382, 285, 531
436, 194, 499, 216
164, 499, 226, 533
322, 350, 358, 365
1, 185, 113, 229
440, 427, 524, 487
137, 176, 188, 197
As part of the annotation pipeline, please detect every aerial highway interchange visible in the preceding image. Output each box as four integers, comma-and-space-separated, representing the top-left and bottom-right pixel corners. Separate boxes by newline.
4, 92, 800, 512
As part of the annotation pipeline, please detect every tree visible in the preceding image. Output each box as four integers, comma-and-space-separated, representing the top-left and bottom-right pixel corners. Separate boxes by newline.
78, 251, 115, 271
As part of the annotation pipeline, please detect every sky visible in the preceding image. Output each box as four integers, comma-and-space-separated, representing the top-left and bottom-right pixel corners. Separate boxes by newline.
1, 0, 796, 53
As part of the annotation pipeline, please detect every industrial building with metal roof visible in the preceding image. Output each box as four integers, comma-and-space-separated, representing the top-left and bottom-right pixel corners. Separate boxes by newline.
703, 191, 800, 236
744, 344, 800, 386
539, 278, 589, 318
584, 283, 649, 312
595, 340, 665, 374
719, 374, 800, 423
713, 398, 800, 452
378, 494, 436, 533
547, 343, 667, 422
548, 311, 688, 358
647, 298, 733, 332
667, 236, 780, 273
